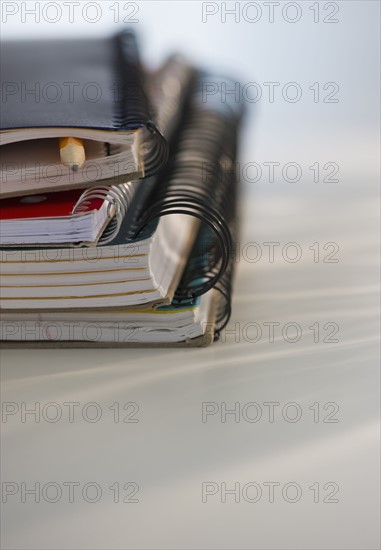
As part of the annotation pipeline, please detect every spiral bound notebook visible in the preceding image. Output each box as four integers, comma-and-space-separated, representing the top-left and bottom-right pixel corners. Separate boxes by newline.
0, 71, 243, 346
0, 54, 194, 249
0, 31, 167, 198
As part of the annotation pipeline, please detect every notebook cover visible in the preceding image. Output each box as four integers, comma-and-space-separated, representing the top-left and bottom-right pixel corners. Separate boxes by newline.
0, 30, 167, 177
2, 31, 146, 131
0, 189, 102, 220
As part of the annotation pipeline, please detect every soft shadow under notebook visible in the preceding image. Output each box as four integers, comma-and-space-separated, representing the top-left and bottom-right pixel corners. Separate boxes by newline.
0, 30, 167, 198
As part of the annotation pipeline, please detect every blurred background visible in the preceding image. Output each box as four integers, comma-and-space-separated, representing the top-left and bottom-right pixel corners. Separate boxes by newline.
1, 1, 380, 549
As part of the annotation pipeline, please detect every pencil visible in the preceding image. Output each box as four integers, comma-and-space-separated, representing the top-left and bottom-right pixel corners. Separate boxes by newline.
59, 137, 86, 171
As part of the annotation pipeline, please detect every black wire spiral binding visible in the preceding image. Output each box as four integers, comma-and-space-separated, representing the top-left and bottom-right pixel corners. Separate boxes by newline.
133, 72, 243, 321
178, 137, 239, 338
72, 182, 138, 245
212, 211, 238, 336
114, 31, 168, 177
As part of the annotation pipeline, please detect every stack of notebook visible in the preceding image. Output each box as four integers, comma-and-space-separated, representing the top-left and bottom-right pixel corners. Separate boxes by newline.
0, 31, 243, 347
